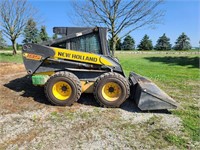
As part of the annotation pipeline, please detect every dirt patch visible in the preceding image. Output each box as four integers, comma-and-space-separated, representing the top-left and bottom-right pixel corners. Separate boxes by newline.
0, 63, 25, 76
0, 63, 189, 149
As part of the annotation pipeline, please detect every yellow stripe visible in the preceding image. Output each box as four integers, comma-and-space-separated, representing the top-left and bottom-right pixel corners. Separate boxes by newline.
52, 47, 113, 66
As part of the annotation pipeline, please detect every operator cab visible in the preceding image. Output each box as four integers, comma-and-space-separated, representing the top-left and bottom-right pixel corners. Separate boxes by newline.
47, 27, 110, 56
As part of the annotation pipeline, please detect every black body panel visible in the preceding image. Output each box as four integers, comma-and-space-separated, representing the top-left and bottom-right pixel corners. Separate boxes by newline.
22, 44, 55, 74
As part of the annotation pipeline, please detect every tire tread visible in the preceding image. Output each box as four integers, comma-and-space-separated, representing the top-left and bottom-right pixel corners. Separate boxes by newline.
93, 72, 130, 107
44, 71, 81, 106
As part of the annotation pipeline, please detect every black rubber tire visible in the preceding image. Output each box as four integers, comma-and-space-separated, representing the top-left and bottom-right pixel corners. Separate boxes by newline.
93, 72, 130, 108
44, 71, 81, 106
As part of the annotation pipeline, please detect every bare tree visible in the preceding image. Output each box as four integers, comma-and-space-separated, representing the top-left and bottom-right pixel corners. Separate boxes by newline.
71, 0, 164, 54
0, 0, 38, 55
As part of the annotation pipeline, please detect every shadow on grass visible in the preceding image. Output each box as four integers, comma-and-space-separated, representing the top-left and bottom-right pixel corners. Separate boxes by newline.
0, 53, 13, 56
4, 76, 170, 114
144, 56, 199, 68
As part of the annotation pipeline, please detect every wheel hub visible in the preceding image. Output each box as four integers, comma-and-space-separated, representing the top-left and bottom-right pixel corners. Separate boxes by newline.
108, 87, 114, 93
52, 81, 72, 100
61, 86, 67, 92
102, 82, 122, 101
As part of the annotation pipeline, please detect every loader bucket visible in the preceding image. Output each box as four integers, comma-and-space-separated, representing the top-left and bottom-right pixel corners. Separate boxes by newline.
129, 72, 177, 111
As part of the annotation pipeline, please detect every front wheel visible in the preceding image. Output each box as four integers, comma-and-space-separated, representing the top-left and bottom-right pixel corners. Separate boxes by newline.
45, 71, 81, 106
93, 72, 130, 107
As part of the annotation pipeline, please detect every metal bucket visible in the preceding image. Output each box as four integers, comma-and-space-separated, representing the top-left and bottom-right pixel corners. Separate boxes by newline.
129, 72, 177, 111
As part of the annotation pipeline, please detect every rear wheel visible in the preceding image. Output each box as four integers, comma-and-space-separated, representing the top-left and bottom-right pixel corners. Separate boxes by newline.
45, 71, 81, 106
94, 72, 130, 107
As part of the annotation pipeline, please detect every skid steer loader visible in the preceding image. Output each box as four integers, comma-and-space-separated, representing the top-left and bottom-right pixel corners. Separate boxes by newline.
22, 27, 177, 110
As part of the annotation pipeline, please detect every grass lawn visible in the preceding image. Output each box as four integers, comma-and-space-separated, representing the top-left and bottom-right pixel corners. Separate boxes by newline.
0, 51, 199, 148
0, 53, 23, 63
116, 52, 199, 147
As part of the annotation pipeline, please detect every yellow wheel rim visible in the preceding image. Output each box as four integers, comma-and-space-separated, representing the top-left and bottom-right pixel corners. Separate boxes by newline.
52, 81, 72, 100
102, 82, 122, 101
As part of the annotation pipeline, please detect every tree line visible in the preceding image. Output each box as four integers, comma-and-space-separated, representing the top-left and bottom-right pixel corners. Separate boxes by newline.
112, 33, 192, 51
0, 0, 198, 54
0, 21, 195, 51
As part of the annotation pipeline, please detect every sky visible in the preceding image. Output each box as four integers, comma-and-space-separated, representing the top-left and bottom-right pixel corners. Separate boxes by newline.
7, 0, 200, 47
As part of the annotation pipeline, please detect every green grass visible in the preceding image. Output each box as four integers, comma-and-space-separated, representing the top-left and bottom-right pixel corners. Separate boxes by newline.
116, 52, 199, 147
164, 133, 188, 148
0, 53, 23, 63
0, 51, 199, 148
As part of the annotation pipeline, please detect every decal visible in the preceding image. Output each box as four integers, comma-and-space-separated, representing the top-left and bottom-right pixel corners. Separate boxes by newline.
57, 52, 97, 62
53, 47, 113, 66
23, 53, 42, 61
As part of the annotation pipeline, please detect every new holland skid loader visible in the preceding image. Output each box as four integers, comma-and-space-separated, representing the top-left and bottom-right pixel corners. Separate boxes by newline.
22, 27, 177, 110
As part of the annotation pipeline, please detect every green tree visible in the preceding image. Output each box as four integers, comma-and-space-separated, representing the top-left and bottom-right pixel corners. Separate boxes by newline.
116, 38, 122, 51
137, 35, 153, 50
174, 33, 191, 50
23, 18, 39, 44
39, 26, 49, 42
52, 33, 58, 40
0, 0, 39, 55
0, 30, 7, 49
155, 33, 171, 50
122, 35, 135, 50
109, 36, 122, 51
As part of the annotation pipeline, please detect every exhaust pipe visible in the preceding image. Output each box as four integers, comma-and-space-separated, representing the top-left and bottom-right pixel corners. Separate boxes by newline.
129, 72, 177, 111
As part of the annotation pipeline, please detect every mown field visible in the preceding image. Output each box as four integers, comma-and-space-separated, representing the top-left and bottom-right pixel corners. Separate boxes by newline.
116, 51, 199, 146
0, 51, 199, 149
0, 53, 23, 63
